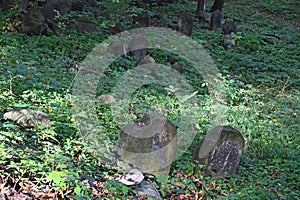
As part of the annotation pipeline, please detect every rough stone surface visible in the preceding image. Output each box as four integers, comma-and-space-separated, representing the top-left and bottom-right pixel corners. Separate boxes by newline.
3, 109, 51, 128
115, 112, 177, 175
177, 12, 194, 37
192, 126, 245, 176
96, 94, 116, 105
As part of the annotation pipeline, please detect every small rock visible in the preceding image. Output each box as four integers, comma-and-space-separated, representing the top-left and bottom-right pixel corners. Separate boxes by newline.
119, 169, 161, 199
96, 94, 116, 104
3, 109, 51, 128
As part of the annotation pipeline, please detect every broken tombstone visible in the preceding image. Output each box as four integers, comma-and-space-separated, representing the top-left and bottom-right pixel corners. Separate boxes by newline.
192, 126, 245, 176
115, 112, 177, 175
177, 12, 194, 37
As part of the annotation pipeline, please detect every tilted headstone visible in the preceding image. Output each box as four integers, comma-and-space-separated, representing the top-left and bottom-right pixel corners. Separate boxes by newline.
210, 10, 222, 30
222, 19, 237, 35
177, 12, 194, 37
115, 112, 177, 175
192, 126, 245, 176
128, 35, 148, 63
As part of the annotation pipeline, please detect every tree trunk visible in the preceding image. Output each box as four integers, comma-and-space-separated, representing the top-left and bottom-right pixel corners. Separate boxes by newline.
196, 0, 206, 17
210, 0, 224, 12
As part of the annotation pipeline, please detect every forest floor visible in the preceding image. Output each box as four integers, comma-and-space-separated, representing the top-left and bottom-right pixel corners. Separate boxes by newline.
0, 0, 299, 199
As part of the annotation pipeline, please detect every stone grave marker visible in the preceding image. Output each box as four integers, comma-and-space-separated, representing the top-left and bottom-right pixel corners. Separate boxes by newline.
128, 35, 148, 64
210, 10, 222, 30
192, 126, 245, 176
115, 112, 177, 175
222, 19, 237, 35
177, 12, 194, 37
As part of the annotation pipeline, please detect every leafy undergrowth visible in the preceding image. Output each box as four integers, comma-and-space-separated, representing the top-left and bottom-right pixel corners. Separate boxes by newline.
0, 0, 299, 199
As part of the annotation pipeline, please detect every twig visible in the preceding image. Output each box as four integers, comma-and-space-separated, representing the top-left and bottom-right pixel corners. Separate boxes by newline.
278, 76, 290, 96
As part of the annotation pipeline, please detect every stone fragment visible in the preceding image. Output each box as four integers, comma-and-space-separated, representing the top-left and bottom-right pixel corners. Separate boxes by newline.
3, 109, 51, 128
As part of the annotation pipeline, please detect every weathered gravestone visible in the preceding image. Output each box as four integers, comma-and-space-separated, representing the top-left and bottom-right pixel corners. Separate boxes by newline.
222, 19, 237, 35
177, 12, 194, 37
222, 20, 237, 48
20, 7, 47, 35
128, 35, 148, 64
210, 10, 222, 30
192, 126, 245, 176
115, 112, 177, 175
